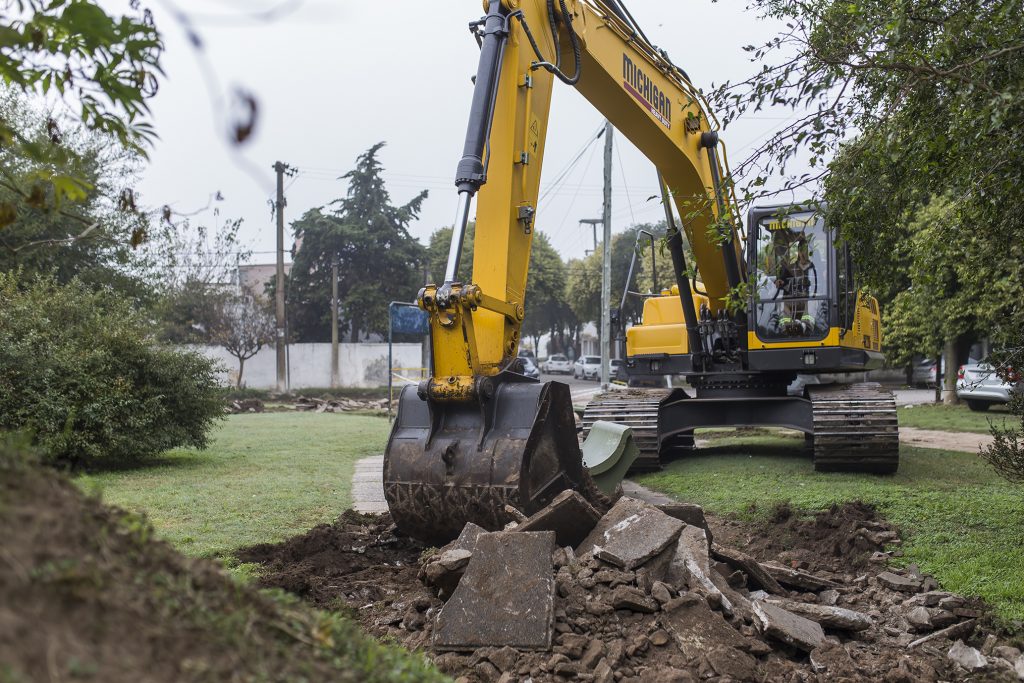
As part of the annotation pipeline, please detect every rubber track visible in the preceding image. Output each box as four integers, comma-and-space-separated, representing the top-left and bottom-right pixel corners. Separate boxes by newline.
580, 389, 672, 472
808, 382, 900, 473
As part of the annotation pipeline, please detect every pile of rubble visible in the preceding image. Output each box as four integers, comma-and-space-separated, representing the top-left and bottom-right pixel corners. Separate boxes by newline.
226, 398, 265, 414
244, 499, 1024, 683
293, 395, 392, 413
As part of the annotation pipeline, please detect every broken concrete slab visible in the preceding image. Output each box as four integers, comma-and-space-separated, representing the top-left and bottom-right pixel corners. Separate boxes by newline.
656, 502, 713, 544
877, 571, 923, 593
668, 525, 711, 581
577, 497, 684, 570
770, 600, 873, 631
661, 593, 750, 660
761, 562, 841, 592
450, 522, 487, 553
433, 531, 556, 651
516, 489, 602, 549
752, 600, 825, 652
948, 640, 987, 671
711, 543, 785, 595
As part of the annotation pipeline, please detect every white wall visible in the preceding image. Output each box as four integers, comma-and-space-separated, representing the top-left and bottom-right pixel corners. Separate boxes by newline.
188, 343, 424, 389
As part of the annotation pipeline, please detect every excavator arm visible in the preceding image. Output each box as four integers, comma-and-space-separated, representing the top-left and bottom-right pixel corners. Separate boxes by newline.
386, 0, 744, 542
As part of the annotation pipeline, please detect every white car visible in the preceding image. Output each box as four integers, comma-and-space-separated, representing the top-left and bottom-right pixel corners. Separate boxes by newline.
542, 354, 572, 374
573, 355, 602, 380
956, 360, 1022, 411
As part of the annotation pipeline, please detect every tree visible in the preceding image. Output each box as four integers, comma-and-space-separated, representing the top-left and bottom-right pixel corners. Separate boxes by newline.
212, 292, 275, 388
425, 223, 474, 285
0, 93, 152, 298
145, 217, 250, 344
521, 232, 570, 354
0, 2, 162, 247
284, 143, 427, 342
566, 229, 649, 326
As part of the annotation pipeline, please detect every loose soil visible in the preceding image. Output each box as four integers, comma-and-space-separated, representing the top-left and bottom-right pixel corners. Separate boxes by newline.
243, 501, 1022, 682
0, 449, 443, 683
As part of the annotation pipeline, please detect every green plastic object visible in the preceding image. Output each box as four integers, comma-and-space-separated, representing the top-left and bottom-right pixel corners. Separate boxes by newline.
581, 420, 639, 496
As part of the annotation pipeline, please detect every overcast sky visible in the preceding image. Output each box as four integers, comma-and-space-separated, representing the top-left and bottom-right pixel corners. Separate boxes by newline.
127, 0, 805, 266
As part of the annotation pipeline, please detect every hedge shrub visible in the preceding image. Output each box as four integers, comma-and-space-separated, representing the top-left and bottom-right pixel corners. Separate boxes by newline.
0, 274, 224, 467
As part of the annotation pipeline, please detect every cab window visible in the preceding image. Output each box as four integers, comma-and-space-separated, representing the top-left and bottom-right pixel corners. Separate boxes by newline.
752, 211, 830, 341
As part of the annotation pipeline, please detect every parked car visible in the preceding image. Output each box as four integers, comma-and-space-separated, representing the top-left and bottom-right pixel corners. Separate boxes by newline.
911, 358, 943, 388
610, 358, 626, 383
573, 355, 602, 380
542, 354, 572, 374
956, 360, 1021, 411
519, 355, 541, 380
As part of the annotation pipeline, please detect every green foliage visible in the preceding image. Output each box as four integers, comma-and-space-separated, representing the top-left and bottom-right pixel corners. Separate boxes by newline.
521, 232, 572, 352
425, 222, 474, 284
0, 2, 162, 152
0, 93, 152, 297
284, 143, 427, 342
0, 2, 161, 246
979, 345, 1024, 484
0, 273, 223, 467
566, 229, 640, 326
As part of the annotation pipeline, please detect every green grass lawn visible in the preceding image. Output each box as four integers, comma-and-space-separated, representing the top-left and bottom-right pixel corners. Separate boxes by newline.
77, 413, 391, 559
898, 401, 1016, 434
638, 432, 1024, 623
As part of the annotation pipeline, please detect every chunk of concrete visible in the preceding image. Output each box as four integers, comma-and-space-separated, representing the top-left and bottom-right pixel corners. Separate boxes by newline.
752, 600, 825, 652
877, 571, 923, 593
450, 522, 487, 553
656, 502, 713, 545
609, 586, 658, 613
772, 600, 873, 631
948, 640, 987, 671
423, 548, 474, 598
662, 594, 750, 660
712, 543, 785, 595
905, 606, 933, 632
762, 562, 841, 591
434, 531, 556, 651
577, 497, 684, 570
668, 525, 712, 581
516, 489, 602, 549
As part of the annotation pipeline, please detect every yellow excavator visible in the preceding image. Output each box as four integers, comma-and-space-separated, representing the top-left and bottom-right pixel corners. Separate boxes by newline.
385, 0, 898, 544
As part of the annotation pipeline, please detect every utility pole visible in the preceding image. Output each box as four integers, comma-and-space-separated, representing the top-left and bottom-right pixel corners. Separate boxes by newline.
331, 258, 339, 388
272, 161, 293, 393
600, 121, 613, 389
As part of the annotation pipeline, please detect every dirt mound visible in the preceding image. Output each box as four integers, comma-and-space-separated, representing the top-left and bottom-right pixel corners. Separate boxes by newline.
236, 510, 427, 608
0, 446, 443, 683
714, 501, 901, 572
247, 498, 1021, 682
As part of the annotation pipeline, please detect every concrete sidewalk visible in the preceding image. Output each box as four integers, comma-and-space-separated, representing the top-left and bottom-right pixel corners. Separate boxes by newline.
352, 455, 388, 514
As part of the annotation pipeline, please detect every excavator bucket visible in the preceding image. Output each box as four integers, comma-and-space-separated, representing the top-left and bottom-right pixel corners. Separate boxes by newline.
384, 375, 602, 545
